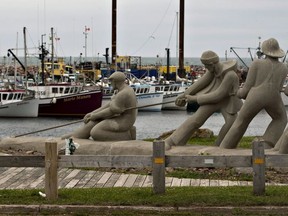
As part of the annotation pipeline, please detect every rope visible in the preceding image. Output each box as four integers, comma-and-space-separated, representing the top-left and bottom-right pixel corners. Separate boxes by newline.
13, 100, 178, 138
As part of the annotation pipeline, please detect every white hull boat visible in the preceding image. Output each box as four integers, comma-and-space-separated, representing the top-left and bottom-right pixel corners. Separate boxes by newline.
102, 92, 164, 112
0, 98, 40, 117
136, 92, 164, 111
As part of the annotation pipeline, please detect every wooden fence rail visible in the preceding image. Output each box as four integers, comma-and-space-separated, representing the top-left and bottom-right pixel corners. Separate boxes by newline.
1, 140, 287, 200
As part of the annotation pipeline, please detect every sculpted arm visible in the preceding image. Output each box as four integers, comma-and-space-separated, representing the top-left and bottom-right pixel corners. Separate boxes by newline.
237, 61, 257, 99
175, 71, 213, 106
196, 71, 238, 105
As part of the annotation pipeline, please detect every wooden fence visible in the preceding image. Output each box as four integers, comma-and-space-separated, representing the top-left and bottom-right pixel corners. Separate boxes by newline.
1, 140, 287, 200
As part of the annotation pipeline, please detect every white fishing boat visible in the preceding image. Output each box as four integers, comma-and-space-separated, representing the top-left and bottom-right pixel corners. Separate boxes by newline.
150, 82, 189, 110
102, 84, 164, 112
0, 88, 39, 117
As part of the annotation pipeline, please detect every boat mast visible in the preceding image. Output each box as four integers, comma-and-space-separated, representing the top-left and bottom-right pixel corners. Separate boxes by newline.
111, 0, 117, 70
51, 27, 54, 81
23, 27, 28, 89
178, 0, 185, 78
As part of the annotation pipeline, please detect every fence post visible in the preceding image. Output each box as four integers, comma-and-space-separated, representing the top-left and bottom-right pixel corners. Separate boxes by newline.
45, 141, 58, 200
152, 140, 166, 194
252, 140, 265, 196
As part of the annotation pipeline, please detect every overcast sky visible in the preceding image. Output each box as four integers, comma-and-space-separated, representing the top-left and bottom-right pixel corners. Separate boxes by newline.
1, 0, 288, 60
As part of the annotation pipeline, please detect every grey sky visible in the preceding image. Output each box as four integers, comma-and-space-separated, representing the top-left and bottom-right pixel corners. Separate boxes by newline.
1, 0, 288, 59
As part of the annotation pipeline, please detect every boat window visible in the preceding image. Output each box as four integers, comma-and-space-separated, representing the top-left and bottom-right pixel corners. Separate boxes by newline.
52, 88, 58, 94
2, 93, 7, 100
64, 88, 70, 94
59, 87, 64, 93
8, 93, 13, 100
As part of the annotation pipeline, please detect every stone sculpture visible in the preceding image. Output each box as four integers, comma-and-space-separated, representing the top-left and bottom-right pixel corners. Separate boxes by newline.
62, 72, 137, 141
274, 85, 288, 153
165, 50, 242, 149
220, 38, 288, 149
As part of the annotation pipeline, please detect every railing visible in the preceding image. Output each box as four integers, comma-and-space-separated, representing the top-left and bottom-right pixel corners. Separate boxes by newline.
0, 140, 286, 200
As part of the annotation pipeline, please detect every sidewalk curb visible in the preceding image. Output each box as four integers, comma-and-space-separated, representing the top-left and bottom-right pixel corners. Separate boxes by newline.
1, 205, 288, 214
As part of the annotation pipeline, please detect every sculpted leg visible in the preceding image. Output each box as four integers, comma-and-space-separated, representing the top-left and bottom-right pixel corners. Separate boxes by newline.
71, 121, 97, 139
165, 106, 214, 147
90, 120, 134, 141
277, 132, 288, 154
214, 112, 237, 146
262, 105, 287, 147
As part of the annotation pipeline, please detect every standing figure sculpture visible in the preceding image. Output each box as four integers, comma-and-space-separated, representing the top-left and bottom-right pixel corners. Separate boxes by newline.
63, 72, 137, 141
165, 50, 242, 148
220, 38, 288, 149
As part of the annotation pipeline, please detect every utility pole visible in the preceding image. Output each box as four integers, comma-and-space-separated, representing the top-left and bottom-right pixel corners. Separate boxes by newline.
178, 0, 185, 78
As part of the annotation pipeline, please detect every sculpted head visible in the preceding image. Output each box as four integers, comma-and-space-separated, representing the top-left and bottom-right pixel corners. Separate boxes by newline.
200, 51, 220, 73
261, 38, 285, 58
109, 72, 126, 89
200, 50, 219, 65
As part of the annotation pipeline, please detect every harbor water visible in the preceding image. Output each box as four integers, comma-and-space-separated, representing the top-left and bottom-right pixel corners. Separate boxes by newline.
0, 109, 278, 140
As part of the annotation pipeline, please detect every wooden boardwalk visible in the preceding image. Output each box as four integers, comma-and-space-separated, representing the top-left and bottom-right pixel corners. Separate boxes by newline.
0, 167, 262, 190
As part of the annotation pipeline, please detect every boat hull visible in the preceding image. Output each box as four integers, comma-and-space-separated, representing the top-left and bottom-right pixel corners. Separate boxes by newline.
0, 98, 39, 117
102, 92, 164, 112
38, 90, 102, 117
136, 92, 163, 111
162, 92, 186, 110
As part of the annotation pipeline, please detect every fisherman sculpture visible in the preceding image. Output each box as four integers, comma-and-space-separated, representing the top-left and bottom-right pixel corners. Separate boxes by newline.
62, 72, 137, 141
165, 50, 242, 148
220, 38, 288, 149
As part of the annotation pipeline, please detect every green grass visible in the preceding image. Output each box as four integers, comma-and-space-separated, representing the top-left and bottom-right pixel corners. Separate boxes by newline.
1, 186, 288, 206
145, 135, 256, 149
186, 136, 255, 149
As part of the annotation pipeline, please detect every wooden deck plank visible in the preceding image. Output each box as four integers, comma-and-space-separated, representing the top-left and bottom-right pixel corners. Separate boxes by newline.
133, 175, 147, 187
103, 173, 121, 188
0, 167, 26, 189
209, 179, 219, 186
171, 178, 182, 187
0, 167, 257, 189
123, 174, 138, 187
165, 177, 173, 187
190, 179, 200, 186
199, 179, 210, 186
15, 168, 44, 189
27, 170, 46, 189
0, 167, 24, 184
65, 170, 87, 188
75, 170, 98, 188
59, 169, 82, 188
180, 178, 191, 187
142, 175, 153, 187
84, 171, 104, 188
95, 172, 113, 188
113, 173, 129, 187
6, 168, 37, 189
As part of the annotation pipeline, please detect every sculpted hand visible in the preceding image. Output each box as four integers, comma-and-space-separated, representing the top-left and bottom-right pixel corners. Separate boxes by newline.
185, 95, 197, 103
237, 89, 245, 99
83, 113, 91, 124
175, 94, 186, 107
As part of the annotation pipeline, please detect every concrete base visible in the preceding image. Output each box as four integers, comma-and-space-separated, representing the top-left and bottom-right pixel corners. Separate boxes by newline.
0, 136, 279, 156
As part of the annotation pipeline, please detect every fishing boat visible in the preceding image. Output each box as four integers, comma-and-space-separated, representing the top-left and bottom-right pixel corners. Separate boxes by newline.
131, 84, 164, 111
25, 79, 102, 117
0, 87, 39, 117
102, 84, 164, 112
149, 82, 190, 110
